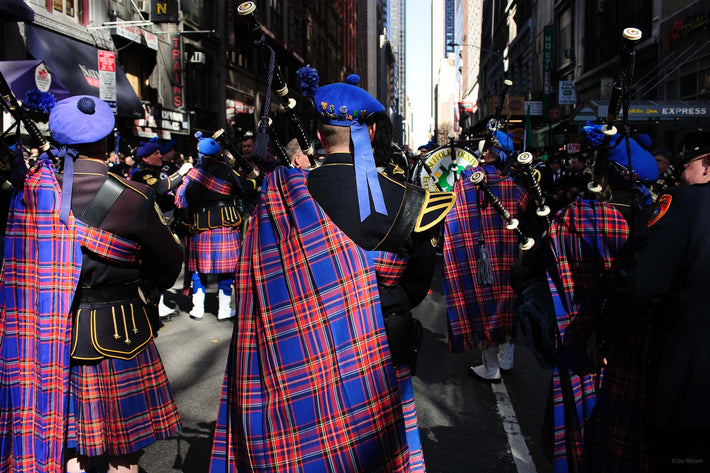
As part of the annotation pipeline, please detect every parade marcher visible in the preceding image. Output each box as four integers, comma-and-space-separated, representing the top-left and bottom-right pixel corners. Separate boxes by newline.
284, 137, 311, 169
131, 137, 192, 318
0, 96, 183, 473
442, 142, 532, 383
209, 72, 454, 472
651, 149, 678, 195
175, 132, 253, 320
590, 131, 710, 472
539, 153, 568, 214
541, 123, 658, 472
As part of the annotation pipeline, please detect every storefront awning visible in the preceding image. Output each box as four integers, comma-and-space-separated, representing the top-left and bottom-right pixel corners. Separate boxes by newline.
0, 0, 34, 22
571, 100, 710, 124
25, 25, 143, 118
0, 60, 71, 102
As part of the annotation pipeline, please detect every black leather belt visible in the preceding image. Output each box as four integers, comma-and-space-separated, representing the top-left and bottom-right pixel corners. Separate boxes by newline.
196, 199, 237, 213
78, 283, 141, 305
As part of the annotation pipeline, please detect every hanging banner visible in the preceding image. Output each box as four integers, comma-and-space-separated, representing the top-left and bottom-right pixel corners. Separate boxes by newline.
543, 25, 553, 115
98, 50, 117, 114
170, 34, 183, 109
152, 0, 179, 23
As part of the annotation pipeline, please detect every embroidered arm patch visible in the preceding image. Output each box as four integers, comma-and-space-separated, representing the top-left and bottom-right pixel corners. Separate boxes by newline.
648, 194, 672, 227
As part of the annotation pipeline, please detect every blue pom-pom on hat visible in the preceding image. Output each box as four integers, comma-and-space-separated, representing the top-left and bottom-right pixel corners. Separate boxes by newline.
297, 65, 320, 98
49, 95, 114, 145
195, 130, 220, 156
345, 74, 360, 85
23, 89, 56, 114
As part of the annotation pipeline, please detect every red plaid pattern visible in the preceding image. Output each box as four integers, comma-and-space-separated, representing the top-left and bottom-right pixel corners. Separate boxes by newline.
66, 341, 181, 457
545, 198, 630, 470
0, 161, 82, 473
373, 251, 410, 287
443, 166, 531, 351
75, 220, 140, 264
188, 226, 242, 274
209, 167, 411, 472
175, 168, 232, 209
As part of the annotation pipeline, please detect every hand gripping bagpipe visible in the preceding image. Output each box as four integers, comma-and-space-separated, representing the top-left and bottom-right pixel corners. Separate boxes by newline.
587, 27, 643, 195
212, 128, 262, 179
469, 170, 535, 251
236, 1, 315, 168
479, 79, 513, 156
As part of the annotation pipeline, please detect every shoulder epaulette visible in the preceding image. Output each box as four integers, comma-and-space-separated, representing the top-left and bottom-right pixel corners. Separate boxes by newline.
112, 175, 151, 200
415, 190, 456, 232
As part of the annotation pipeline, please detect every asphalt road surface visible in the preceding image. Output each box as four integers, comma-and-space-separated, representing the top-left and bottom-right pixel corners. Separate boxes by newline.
138, 261, 555, 473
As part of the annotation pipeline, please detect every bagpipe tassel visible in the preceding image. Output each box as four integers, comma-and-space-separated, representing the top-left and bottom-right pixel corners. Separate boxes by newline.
476, 239, 494, 286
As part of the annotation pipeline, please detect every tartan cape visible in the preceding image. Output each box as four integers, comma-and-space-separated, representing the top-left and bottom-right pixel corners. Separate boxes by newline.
544, 198, 629, 472
0, 159, 82, 473
209, 167, 413, 472
442, 166, 530, 352
0, 159, 143, 472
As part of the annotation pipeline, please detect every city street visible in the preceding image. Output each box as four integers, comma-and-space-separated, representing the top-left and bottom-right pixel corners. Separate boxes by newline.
140, 260, 554, 473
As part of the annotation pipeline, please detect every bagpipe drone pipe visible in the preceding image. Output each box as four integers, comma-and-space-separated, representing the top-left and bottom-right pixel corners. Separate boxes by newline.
236, 1, 316, 169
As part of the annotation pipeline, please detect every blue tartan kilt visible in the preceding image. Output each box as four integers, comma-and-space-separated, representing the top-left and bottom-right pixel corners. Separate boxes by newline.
188, 226, 242, 274
66, 341, 181, 457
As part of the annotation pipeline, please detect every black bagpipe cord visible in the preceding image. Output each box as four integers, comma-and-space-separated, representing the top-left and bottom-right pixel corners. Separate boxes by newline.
252, 35, 276, 165
475, 171, 494, 286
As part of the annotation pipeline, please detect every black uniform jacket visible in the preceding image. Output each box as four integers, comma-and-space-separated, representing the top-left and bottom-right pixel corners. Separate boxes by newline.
131, 163, 183, 213
624, 182, 710, 429
308, 152, 454, 252
185, 157, 250, 208
58, 158, 183, 291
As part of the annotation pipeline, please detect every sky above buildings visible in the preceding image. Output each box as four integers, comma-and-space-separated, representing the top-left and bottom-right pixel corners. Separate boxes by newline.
406, 0, 433, 147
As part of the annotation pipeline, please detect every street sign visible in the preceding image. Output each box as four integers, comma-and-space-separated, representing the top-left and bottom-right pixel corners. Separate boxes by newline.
566, 142, 580, 154
98, 50, 117, 114
558, 80, 577, 105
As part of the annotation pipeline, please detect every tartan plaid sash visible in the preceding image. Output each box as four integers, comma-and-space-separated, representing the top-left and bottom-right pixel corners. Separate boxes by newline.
175, 168, 232, 209
372, 251, 410, 287
544, 198, 629, 471
75, 220, 140, 264
0, 159, 142, 472
442, 166, 530, 352
210, 167, 411, 472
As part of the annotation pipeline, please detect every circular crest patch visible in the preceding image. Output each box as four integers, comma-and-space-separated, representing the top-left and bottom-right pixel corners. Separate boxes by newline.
648, 194, 672, 227
418, 146, 479, 191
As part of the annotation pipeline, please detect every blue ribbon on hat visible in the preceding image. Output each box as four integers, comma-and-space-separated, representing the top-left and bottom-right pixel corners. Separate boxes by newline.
57, 146, 79, 226
351, 122, 387, 221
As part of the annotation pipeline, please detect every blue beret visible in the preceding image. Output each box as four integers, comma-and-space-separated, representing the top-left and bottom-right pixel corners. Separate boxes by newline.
197, 137, 220, 156
493, 130, 515, 152
582, 123, 658, 182
159, 139, 176, 154
49, 95, 114, 145
136, 138, 160, 159
313, 80, 385, 126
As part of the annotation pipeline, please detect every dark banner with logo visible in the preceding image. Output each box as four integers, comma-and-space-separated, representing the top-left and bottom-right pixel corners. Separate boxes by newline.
151, 0, 179, 23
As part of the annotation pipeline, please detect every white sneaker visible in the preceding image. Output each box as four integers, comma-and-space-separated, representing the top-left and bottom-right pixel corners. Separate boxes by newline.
469, 365, 502, 383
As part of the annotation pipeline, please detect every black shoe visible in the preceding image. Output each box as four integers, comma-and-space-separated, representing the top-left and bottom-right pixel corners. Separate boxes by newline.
468, 365, 502, 383
500, 367, 512, 374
